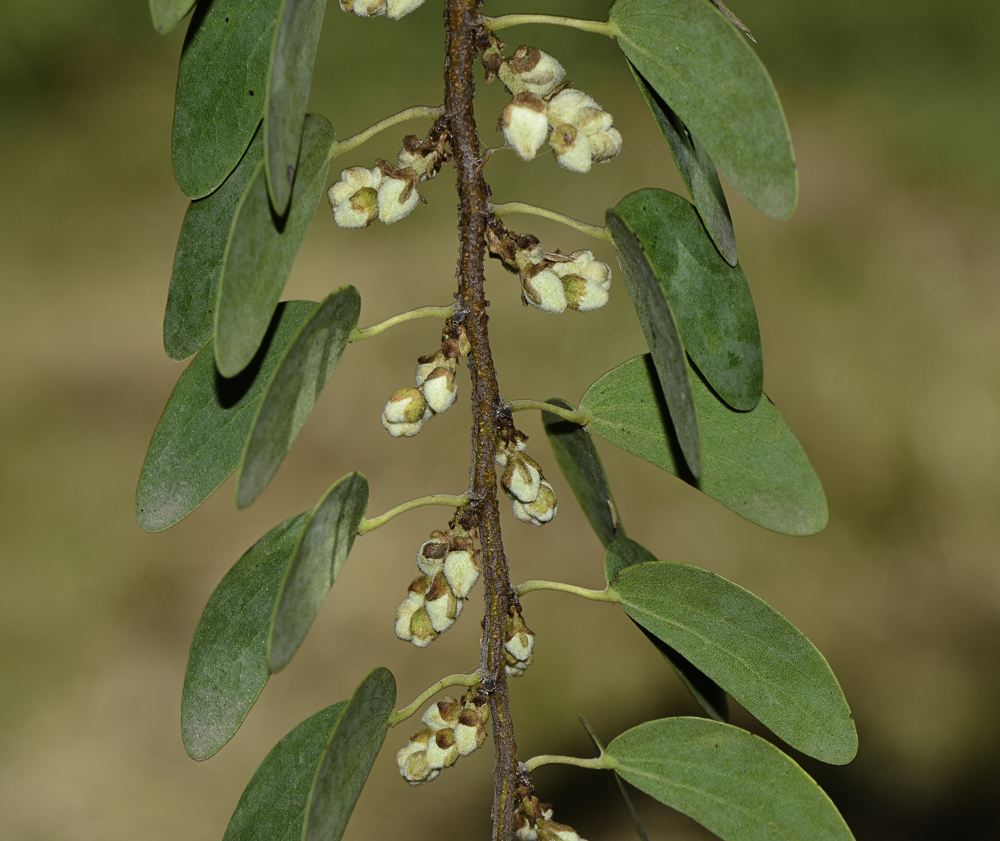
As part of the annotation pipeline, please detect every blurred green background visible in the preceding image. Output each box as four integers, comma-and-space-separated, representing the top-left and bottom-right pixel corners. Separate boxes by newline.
2, 1, 998, 838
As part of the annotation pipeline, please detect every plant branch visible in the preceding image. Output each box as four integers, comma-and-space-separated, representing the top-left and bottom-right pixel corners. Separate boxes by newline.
491, 202, 613, 243
515, 579, 620, 603
507, 399, 592, 426
349, 305, 456, 342
329, 105, 444, 160
358, 493, 469, 534
522, 754, 613, 773
444, 3, 520, 839
389, 673, 482, 726
481, 14, 620, 38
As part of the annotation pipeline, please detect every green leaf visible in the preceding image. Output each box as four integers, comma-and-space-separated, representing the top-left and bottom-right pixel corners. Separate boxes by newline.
304, 667, 396, 841
215, 113, 335, 378
164, 124, 264, 362
137, 301, 318, 533
628, 63, 737, 266
265, 0, 328, 215
149, 0, 198, 34
269, 473, 369, 671
606, 210, 700, 478
606, 538, 729, 723
612, 561, 857, 764
172, 0, 282, 198
237, 287, 361, 507
613, 189, 762, 411
581, 355, 828, 536
182, 512, 308, 761
610, 0, 798, 218
222, 701, 346, 841
542, 398, 625, 549
607, 718, 855, 841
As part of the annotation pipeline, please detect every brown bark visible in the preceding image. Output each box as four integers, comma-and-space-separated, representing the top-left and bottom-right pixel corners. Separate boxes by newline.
443, 2, 520, 839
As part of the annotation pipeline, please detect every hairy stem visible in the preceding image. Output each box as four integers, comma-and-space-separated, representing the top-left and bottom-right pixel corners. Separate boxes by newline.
328, 105, 444, 160
482, 14, 620, 38
444, 3, 520, 838
349, 305, 456, 342
491, 202, 613, 243
515, 579, 620, 602
389, 672, 482, 726
357, 493, 469, 534
522, 754, 613, 773
508, 399, 592, 425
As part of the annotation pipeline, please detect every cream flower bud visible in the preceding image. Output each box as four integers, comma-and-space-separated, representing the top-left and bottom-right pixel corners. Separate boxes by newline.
402, 750, 437, 784
340, 0, 387, 18
550, 251, 612, 288
561, 276, 610, 311
454, 709, 486, 755
589, 128, 623, 164
502, 455, 542, 503
522, 268, 569, 313
422, 697, 461, 731
415, 351, 457, 387
443, 549, 480, 599
502, 93, 550, 162
328, 166, 382, 228
425, 575, 461, 633
574, 107, 614, 136
425, 728, 459, 769
462, 689, 490, 723
377, 175, 420, 224
515, 828, 539, 841
383, 387, 425, 424
549, 124, 593, 174
394, 592, 423, 642
386, 0, 425, 19
456, 326, 471, 357
546, 89, 599, 128
515, 49, 566, 97
417, 532, 450, 576
409, 606, 438, 647
505, 628, 535, 663
512, 480, 558, 526
422, 367, 458, 414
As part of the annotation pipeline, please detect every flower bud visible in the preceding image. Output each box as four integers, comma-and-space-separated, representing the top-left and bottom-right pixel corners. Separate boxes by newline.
574, 106, 614, 135
386, 0, 425, 20
339, 0, 387, 18
454, 708, 487, 755
546, 89, 600, 128
425, 727, 459, 769
383, 387, 425, 424
328, 166, 382, 228
522, 267, 569, 313
502, 454, 542, 503
401, 750, 437, 784
425, 574, 461, 633
409, 606, 438, 647
415, 350, 457, 387
561, 275, 610, 311
550, 250, 611, 288
394, 590, 424, 642
377, 175, 420, 224
505, 626, 535, 663
512, 480, 558, 526
417, 532, 450, 576
549, 124, 593, 174
422, 697, 461, 731
456, 325, 472, 357
538, 821, 583, 841
443, 548, 481, 599
500, 47, 566, 97
589, 127, 623, 164
504, 648, 531, 676
502, 93, 549, 162
422, 367, 458, 414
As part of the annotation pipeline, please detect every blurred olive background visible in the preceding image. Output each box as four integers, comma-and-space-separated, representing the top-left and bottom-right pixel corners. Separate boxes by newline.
2, 1, 998, 839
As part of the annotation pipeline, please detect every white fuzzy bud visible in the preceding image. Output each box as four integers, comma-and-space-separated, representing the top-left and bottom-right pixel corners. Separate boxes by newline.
328, 166, 382, 228
425, 729, 459, 769
415, 351, 457, 386
515, 828, 539, 841
512, 479, 558, 526
394, 591, 423, 642
546, 89, 600, 128
589, 127, 623, 164
549, 124, 593, 174
425, 585, 461, 633
522, 268, 569, 313
505, 628, 535, 663
502, 93, 550, 161
454, 721, 483, 756
502, 455, 542, 503
422, 367, 458, 414
443, 549, 480, 599
409, 606, 438, 647
339, 0, 387, 17
377, 175, 420, 224
574, 106, 614, 135
386, 0, 425, 19
422, 697, 461, 731
383, 387, 425, 424
561, 275, 610, 311
417, 532, 450, 576
515, 49, 566, 97
550, 251, 612, 288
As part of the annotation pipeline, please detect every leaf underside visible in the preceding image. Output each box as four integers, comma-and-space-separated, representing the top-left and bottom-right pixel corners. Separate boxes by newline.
581, 354, 828, 535
613, 560, 857, 763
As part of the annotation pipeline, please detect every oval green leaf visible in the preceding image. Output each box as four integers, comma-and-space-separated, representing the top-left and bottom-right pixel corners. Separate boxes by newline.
237, 287, 361, 508
150, 0, 198, 34
628, 63, 737, 266
215, 113, 335, 378
164, 124, 264, 362
265, 0, 328, 215
542, 398, 626, 549
610, 0, 798, 218
613, 189, 762, 411
304, 667, 396, 841
269, 472, 369, 671
607, 718, 855, 841
606, 538, 729, 723
581, 355, 828, 535
172, 0, 282, 198
222, 700, 346, 841
612, 560, 857, 763
182, 512, 309, 761
606, 209, 700, 478
137, 300, 319, 532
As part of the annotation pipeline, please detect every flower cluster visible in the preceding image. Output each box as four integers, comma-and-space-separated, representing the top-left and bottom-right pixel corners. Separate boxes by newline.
504, 604, 535, 677
339, 0, 424, 20
495, 432, 557, 525
395, 524, 481, 647
545, 88, 623, 174
514, 794, 586, 841
329, 124, 451, 229
396, 689, 490, 784
382, 323, 470, 437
